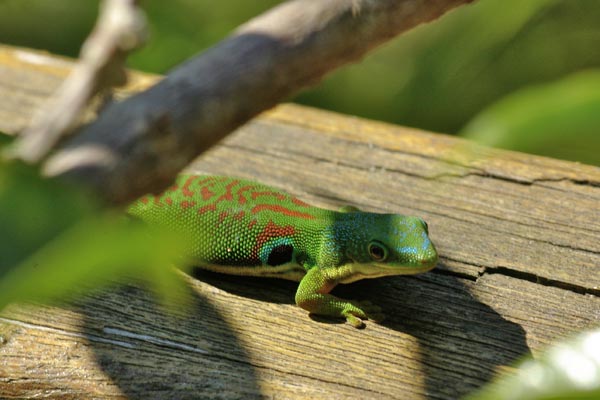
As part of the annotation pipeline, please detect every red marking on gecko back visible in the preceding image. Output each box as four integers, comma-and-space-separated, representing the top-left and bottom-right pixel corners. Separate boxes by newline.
236, 185, 254, 205
251, 204, 315, 220
197, 176, 221, 185
218, 180, 240, 201
248, 219, 258, 229
234, 211, 246, 220
181, 200, 196, 209
201, 186, 214, 200
181, 176, 197, 197
252, 220, 296, 258
197, 176, 228, 201
251, 191, 287, 201
292, 197, 311, 207
198, 204, 217, 214
165, 197, 173, 206
140, 197, 149, 204
218, 211, 229, 225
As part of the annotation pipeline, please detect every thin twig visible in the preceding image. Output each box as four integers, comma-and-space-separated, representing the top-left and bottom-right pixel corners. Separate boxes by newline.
11, 0, 146, 163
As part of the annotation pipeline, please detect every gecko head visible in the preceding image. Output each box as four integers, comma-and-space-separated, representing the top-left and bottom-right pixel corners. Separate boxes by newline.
336, 214, 438, 282
374, 215, 438, 272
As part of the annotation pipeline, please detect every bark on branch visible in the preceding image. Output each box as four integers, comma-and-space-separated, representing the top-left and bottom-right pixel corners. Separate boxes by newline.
44, 0, 474, 205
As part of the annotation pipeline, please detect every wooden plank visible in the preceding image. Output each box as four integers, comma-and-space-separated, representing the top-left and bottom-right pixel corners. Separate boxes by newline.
1, 44, 599, 399
1, 272, 597, 399
196, 114, 600, 289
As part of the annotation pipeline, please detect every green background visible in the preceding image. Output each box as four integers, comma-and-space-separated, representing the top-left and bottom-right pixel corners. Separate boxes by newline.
1, 0, 599, 165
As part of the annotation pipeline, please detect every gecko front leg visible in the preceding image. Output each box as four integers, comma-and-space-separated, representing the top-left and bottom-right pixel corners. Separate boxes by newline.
294, 267, 383, 328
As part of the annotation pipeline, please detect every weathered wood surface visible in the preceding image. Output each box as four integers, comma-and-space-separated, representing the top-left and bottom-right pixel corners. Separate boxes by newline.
1, 45, 599, 400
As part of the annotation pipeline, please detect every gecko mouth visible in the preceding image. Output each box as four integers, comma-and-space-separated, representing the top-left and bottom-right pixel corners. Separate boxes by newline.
339, 262, 436, 284
389, 263, 437, 275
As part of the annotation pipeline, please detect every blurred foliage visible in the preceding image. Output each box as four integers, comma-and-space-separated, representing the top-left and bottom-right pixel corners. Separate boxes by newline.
299, 0, 600, 132
0, 161, 94, 272
0, 0, 97, 57
0, 0, 598, 164
462, 70, 600, 165
467, 329, 600, 400
0, 139, 191, 310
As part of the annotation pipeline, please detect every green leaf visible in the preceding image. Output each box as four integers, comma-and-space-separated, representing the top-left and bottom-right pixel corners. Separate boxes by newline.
0, 161, 96, 273
0, 156, 192, 310
0, 131, 14, 148
461, 70, 600, 166
466, 329, 600, 400
0, 213, 191, 310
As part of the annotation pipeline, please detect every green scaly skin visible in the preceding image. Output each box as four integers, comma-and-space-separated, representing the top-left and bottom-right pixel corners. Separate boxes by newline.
128, 175, 438, 327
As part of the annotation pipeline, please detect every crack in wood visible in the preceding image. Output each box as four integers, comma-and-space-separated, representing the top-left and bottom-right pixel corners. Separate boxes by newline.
432, 256, 599, 297
427, 170, 600, 189
478, 266, 600, 297
223, 140, 600, 191
422, 202, 600, 253
431, 267, 477, 282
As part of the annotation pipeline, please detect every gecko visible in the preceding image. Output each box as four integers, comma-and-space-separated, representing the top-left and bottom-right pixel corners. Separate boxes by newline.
128, 175, 438, 327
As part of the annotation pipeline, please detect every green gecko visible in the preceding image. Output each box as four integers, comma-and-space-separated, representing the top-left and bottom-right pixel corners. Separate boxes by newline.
128, 175, 438, 327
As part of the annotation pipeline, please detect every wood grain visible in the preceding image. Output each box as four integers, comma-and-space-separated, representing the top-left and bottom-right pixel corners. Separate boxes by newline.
1, 45, 599, 399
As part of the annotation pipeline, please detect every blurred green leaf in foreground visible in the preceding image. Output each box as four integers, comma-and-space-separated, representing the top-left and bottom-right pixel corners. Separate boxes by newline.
0, 144, 191, 310
467, 329, 600, 400
461, 70, 600, 166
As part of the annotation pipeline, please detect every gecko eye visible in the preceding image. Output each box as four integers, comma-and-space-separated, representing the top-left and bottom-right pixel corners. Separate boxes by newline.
368, 241, 388, 262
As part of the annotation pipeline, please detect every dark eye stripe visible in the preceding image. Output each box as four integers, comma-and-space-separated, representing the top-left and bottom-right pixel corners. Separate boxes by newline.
267, 244, 294, 266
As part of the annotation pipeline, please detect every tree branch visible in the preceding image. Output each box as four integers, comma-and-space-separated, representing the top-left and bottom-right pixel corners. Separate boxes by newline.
44, 0, 474, 205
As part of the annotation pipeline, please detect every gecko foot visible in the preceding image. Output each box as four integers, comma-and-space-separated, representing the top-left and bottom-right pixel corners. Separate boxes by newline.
342, 300, 385, 328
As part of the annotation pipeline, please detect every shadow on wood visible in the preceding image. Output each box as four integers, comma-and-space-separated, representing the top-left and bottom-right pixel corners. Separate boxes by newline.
71, 267, 530, 399
78, 285, 262, 399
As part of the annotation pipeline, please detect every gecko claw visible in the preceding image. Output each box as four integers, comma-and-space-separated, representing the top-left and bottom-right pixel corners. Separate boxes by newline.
342, 300, 384, 328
